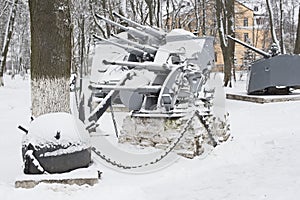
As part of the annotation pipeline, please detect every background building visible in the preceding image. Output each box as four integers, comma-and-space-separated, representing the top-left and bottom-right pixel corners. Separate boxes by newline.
215, 1, 272, 70
170, 0, 273, 70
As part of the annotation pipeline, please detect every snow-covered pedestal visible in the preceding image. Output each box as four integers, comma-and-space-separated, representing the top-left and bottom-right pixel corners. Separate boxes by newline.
21, 112, 91, 174
119, 113, 230, 159
16, 113, 100, 188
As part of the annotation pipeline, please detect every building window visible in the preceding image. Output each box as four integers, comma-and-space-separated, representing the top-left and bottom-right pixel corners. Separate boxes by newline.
244, 33, 249, 42
243, 18, 248, 27
254, 6, 258, 12
256, 18, 262, 25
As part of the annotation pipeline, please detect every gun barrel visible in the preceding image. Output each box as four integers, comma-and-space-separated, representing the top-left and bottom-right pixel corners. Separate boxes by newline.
95, 14, 149, 41
112, 11, 166, 40
93, 35, 145, 56
227, 35, 271, 58
95, 13, 128, 31
102, 60, 171, 71
111, 34, 157, 55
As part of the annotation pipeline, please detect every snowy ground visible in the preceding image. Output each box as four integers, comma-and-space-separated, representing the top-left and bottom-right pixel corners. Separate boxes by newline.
1, 74, 300, 200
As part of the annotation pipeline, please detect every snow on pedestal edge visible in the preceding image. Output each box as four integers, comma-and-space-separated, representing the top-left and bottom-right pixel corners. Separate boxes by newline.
15, 166, 100, 189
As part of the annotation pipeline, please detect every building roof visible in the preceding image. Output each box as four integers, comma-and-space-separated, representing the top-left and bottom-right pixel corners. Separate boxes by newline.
237, 0, 267, 16
235, 0, 253, 11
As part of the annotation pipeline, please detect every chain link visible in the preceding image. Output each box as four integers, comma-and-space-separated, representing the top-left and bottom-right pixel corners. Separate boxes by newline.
109, 102, 119, 138
92, 110, 197, 170
91, 83, 224, 170
195, 110, 218, 147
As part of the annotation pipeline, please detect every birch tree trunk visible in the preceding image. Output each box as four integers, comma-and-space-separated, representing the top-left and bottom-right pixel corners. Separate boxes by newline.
0, 3, 9, 59
29, 0, 72, 117
0, 0, 18, 87
294, 7, 300, 54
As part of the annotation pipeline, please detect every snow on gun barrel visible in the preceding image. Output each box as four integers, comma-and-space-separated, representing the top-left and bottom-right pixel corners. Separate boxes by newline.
87, 14, 230, 159
21, 113, 91, 174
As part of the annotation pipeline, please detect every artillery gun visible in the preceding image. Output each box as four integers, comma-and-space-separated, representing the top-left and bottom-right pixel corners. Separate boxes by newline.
80, 14, 230, 168
227, 35, 300, 95
95, 13, 164, 46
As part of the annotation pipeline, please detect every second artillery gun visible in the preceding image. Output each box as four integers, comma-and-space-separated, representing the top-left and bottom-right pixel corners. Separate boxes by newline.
228, 35, 300, 95
83, 13, 230, 163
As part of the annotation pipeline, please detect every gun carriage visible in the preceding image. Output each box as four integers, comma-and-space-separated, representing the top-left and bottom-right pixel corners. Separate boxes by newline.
84, 14, 230, 162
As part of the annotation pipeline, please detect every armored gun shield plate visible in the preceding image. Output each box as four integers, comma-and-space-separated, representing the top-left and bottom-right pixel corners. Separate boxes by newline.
247, 54, 300, 94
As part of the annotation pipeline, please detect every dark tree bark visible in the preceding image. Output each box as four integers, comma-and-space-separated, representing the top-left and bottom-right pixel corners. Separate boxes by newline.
294, 7, 300, 54
29, 0, 72, 117
202, 0, 206, 35
156, 0, 161, 28
216, 0, 235, 87
145, 0, 153, 26
165, 0, 170, 30
279, 0, 285, 54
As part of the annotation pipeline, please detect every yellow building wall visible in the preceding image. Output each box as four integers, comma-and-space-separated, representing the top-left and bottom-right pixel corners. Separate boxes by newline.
214, 1, 272, 70
215, 1, 255, 68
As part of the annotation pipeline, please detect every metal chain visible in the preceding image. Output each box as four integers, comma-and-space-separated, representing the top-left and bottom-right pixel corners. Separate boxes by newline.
195, 110, 218, 147
109, 102, 119, 138
92, 110, 197, 170
91, 81, 223, 170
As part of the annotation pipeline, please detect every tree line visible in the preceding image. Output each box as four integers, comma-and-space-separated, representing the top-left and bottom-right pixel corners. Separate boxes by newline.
0, 0, 299, 87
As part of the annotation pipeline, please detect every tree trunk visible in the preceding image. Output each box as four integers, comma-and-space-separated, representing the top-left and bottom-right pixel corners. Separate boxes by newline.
202, 0, 206, 35
266, 0, 280, 51
0, 2, 9, 52
156, 0, 161, 28
118, 0, 126, 17
294, 7, 300, 54
29, 0, 72, 117
216, 0, 235, 87
171, 0, 176, 29
129, 0, 136, 22
0, 0, 18, 87
279, 0, 285, 54
79, 14, 85, 95
100, 0, 110, 38
145, 0, 153, 26
193, 0, 200, 35
165, 0, 170, 30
